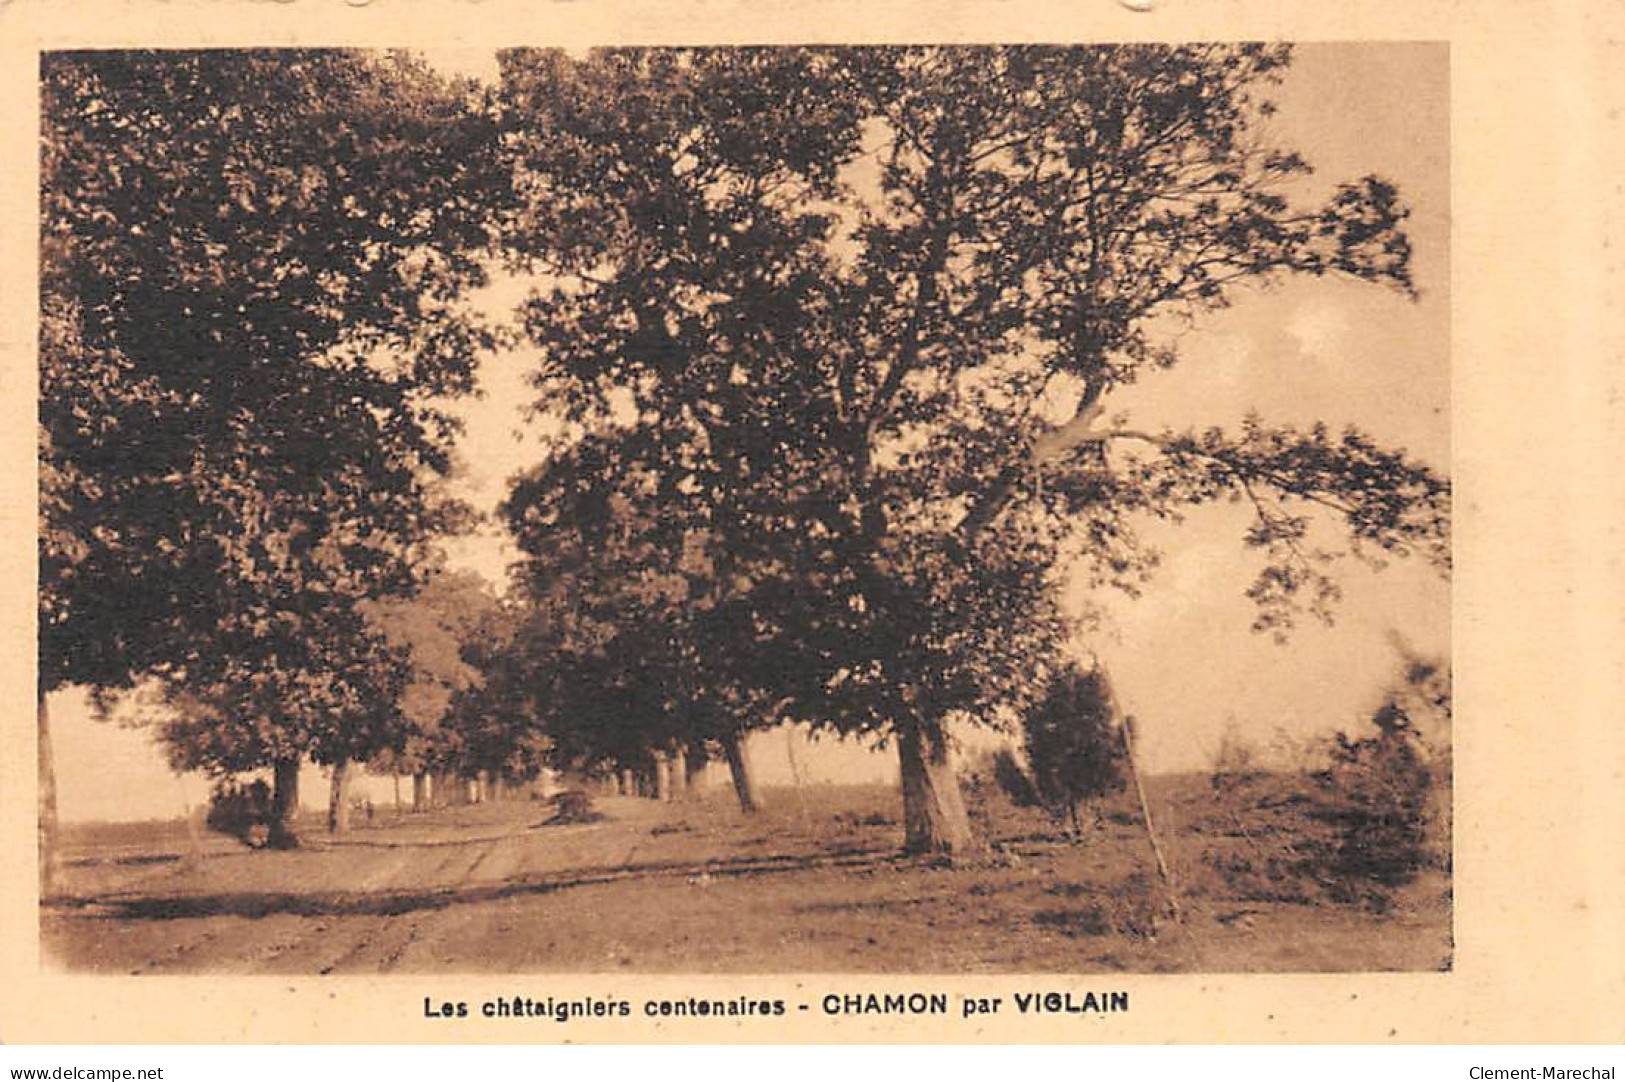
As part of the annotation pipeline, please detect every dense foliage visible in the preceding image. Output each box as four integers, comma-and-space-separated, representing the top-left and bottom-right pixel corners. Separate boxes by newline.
40, 50, 501, 848
40, 46, 1451, 860
495, 45, 1449, 851
1021, 664, 1128, 832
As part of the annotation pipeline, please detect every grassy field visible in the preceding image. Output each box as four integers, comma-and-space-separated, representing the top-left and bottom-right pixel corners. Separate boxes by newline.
42, 774, 1451, 974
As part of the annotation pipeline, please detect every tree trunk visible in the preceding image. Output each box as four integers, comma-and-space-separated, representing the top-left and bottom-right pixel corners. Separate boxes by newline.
684, 742, 709, 792
182, 801, 206, 873
268, 756, 301, 849
620, 768, 635, 797
392, 774, 401, 812
653, 751, 672, 802
669, 747, 687, 800
898, 720, 978, 856
38, 688, 61, 899
722, 730, 759, 813
412, 771, 428, 812
327, 758, 351, 834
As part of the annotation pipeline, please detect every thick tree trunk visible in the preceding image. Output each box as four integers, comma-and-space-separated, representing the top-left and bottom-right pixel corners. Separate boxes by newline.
620, 768, 635, 797
392, 773, 402, 812
268, 756, 301, 849
327, 758, 351, 835
898, 721, 978, 856
413, 772, 428, 812
38, 689, 61, 899
722, 730, 759, 814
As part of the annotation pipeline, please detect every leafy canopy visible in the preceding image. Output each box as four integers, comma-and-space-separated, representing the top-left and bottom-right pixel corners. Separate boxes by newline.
497, 45, 1448, 751
41, 51, 501, 779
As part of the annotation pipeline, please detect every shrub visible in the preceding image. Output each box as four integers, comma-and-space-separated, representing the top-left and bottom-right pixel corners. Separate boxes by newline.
1304, 650, 1452, 909
1021, 663, 1128, 834
547, 789, 598, 824
205, 778, 273, 848
1310, 729, 1434, 907
1209, 720, 1263, 792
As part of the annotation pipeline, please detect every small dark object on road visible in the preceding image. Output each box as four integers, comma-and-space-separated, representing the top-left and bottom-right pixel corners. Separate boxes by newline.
547, 789, 599, 825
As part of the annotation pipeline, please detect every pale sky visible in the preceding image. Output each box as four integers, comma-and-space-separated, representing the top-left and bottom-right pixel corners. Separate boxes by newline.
48, 44, 1450, 820
1093, 43, 1450, 773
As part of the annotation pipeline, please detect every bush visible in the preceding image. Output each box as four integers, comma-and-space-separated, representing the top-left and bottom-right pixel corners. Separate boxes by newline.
1310, 729, 1435, 905
205, 778, 273, 848
547, 789, 598, 824
1021, 663, 1128, 834
1303, 651, 1452, 909
1210, 721, 1263, 792
1185, 653, 1450, 913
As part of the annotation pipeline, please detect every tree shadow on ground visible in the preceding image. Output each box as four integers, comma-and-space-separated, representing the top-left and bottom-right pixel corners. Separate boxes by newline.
64, 827, 569, 865
64, 853, 184, 869
45, 846, 908, 922
314, 830, 569, 851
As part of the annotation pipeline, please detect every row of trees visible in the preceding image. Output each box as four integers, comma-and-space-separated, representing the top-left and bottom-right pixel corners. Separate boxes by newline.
40, 45, 1450, 881
39, 51, 508, 867
488, 45, 1448, 852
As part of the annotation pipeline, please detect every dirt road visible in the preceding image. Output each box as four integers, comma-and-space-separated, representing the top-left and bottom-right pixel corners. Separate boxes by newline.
41, 783, 1451, 974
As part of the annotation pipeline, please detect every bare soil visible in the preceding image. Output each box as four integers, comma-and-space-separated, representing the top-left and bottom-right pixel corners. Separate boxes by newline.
42, 776, 1451, 974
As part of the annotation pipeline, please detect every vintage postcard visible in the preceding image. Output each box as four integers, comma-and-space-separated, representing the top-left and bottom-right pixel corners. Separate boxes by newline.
1, 0, 1620, 1045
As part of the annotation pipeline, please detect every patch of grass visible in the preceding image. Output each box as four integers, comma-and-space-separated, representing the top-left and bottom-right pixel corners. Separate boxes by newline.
47, 774, 1451, 974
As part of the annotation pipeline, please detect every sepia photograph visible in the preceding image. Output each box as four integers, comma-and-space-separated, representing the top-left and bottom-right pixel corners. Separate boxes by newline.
33, 40, 1458, 982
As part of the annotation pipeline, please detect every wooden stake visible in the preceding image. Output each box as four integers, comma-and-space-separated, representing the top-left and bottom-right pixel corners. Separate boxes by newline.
1121, 716, 1181, 923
